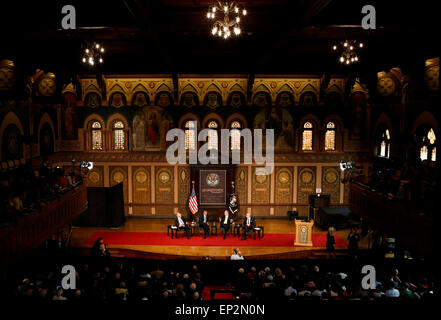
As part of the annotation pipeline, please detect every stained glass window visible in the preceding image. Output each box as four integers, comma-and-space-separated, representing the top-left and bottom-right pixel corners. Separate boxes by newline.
419, 128, 437, 162
113, 121, 125, 150
378, 129, 391, 158
428, 128, 436, 144
431, 147, 437, 162
302, 122, 313, 151
231, 121, 241, 150
185, 121, 196, 150
207, 121, 218, 150
325, 121, 336, 151
380, 141, 387, 157
91, 121, 103, 150
420, 145, 428, 161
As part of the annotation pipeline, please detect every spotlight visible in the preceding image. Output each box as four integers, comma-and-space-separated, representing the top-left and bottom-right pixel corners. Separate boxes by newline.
80, 161, 94, 170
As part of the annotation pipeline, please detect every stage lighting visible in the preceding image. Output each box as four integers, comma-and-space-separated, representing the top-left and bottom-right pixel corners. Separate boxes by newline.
340, 160, 355, 171
80, 161, 93, 170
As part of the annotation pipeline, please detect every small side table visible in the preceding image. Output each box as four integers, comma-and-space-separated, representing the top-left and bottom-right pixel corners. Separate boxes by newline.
210, 223, 218, 236
253, 226, 264, 240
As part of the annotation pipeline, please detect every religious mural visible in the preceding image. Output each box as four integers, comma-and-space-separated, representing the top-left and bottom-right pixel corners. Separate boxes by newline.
131, 91, 150, 107
155, 91, 173, 107
227, 91, 245, 108
253, 91, 271, 107
109, 92, 127, 108
61, 93, 78, 140
276, 91, 294, 107
253, 106, 294, 151
180, 92, 198, 108
84, 92, 101, 108
350, 92, 366, 138
299, 91, 317, 107
132, 106, 174, 151
203, 91, 222, 109
1, 124, 22, 161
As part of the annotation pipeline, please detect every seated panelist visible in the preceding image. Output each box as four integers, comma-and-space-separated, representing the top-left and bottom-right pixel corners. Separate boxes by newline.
174, 212, 190, 239
219, 210, 233, 239
241, 212, 256, 240
198, 210, 210, 239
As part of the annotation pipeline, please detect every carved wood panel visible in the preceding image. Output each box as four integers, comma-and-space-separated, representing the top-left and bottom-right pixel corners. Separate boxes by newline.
251, 167, 270, 204
275, 166, 293, 204
110, 166, 128, 203
297, 166, 316, 205
322, 166, 340, 204
155, 166, 174, 204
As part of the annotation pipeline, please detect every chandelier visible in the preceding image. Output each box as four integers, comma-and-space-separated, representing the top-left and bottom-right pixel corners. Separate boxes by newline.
81, 42, 105, 67
206, 1, 247, 39
332, 40, 364, 65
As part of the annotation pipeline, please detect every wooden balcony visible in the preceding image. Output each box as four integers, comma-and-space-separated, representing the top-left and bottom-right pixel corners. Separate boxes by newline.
349, 181, 434, 255
0, 184, 88, 260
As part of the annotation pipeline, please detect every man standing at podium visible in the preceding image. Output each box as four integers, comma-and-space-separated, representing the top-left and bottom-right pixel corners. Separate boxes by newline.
241, 212, 256, 240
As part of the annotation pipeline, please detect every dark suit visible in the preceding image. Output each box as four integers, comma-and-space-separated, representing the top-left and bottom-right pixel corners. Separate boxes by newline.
241, 217, 256, 239
198, 214, 210, 238
175, 217, 190, 239
220, 215, 232, 239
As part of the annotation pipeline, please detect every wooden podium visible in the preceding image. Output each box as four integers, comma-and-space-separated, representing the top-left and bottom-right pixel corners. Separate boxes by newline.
294, 219, 314, 246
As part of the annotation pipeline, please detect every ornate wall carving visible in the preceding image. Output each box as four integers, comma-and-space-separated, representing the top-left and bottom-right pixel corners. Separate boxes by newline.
86, 166, 104, 187
178, 166, 190, 205
110, 166, 128, 203
297, 166, 316, 204
132, 166, 150, 214
235, 166, 248, 207
155, 166, 174, 205
322, 166, 340, 204
251, 167, 271, 205
275, 166, 293, 204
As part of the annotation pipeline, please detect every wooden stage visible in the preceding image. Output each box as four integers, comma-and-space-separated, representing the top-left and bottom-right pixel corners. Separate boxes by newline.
71, 218, 368, 260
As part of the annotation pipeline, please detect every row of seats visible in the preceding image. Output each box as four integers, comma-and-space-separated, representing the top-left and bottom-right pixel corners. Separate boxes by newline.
167, 222, 264, 239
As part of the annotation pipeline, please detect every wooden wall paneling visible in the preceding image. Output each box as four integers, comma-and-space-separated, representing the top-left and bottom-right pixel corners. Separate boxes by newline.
321, 166, 340, 204
274, 166, 293, 216
155, 166, 174, 215
110, 166, 128, 213
132, 166, 151, 215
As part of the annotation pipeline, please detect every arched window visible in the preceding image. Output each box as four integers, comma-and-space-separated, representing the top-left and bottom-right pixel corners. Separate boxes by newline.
230, 121, 241, 150
302, 122, 313, 151
378, 129, 391, 158
420, 128, 436, 162
112, 120, 125, 150
207, 121, 218, 150
91, 121, 103, 150
325, 122, 336, 151
185, 120, 196, 150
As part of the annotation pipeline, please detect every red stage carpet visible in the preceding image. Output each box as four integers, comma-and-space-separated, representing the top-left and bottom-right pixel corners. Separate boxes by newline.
85, 231, 347, 248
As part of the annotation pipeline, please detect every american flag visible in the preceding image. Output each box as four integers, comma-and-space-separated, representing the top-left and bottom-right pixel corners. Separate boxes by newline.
188, 186, 198, 215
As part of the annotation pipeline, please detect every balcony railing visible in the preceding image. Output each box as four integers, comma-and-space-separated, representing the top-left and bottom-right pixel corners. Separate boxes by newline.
349, 181, 434, 255
0, 184, 88, 260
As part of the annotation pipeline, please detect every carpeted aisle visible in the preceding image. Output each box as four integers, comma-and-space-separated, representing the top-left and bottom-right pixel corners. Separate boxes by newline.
85, 231, 347, 248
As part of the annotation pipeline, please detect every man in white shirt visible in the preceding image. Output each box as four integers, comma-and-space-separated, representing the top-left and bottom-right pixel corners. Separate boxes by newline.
241, 212, 256, 240
219, 210, 233, 239
174, 213, 190, 239
230, 249, 244, 260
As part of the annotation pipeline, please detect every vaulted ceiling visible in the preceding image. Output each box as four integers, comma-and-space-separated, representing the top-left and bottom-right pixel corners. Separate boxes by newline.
1, 0, 438, 80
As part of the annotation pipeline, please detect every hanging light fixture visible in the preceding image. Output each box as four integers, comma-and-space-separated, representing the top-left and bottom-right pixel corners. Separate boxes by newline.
332, 40, 364, 65
207, 1, 246, 39
81, 42, 105, 67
